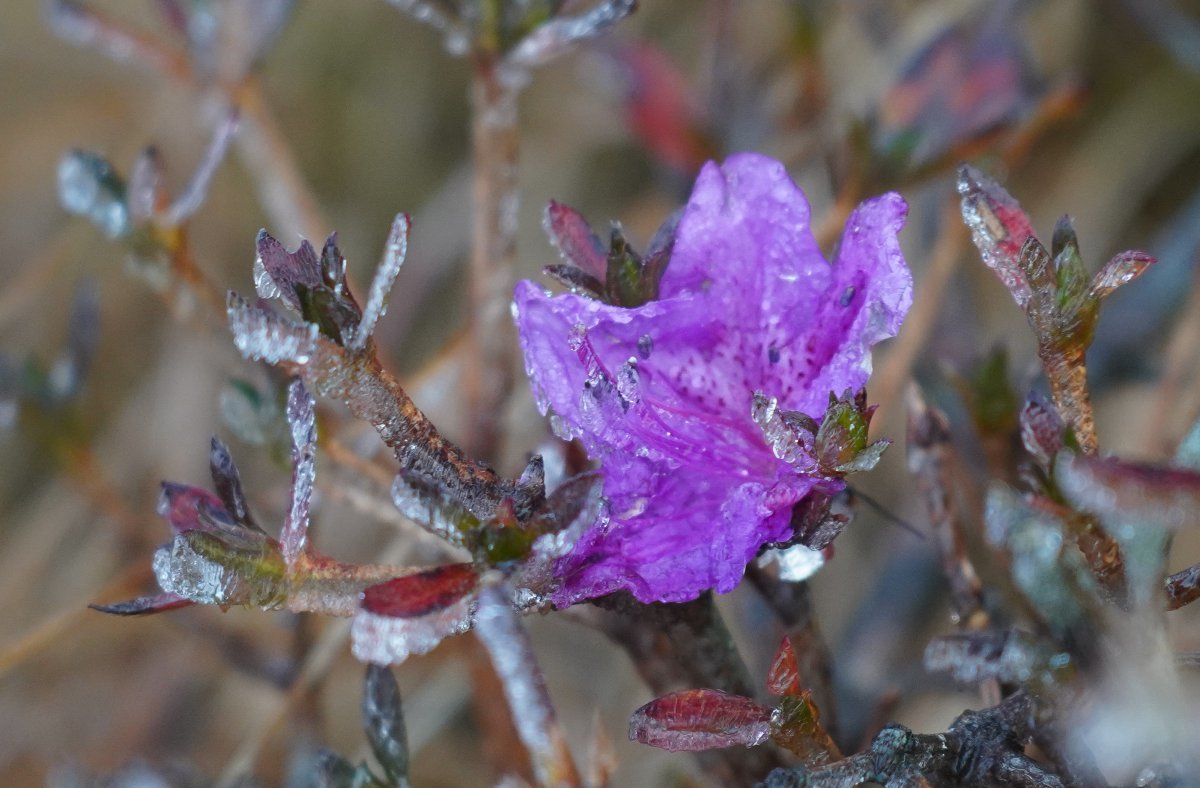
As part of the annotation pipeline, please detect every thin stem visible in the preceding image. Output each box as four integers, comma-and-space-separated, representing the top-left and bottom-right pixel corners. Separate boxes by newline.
233, 80, 330, 244
745, 565, 839, 741
906, 386, 987, 627
465, 56, 520, 463
1041, 346, 1098, 455
475, 581, 581, 787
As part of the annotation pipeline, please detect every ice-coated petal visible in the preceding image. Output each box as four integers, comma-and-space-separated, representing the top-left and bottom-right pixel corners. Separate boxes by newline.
551, 464, 811, 605
514, 153, 911, 604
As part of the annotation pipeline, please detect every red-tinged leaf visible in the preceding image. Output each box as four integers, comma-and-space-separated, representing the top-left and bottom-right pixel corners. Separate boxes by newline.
1020, 393, 1066, 469
879, 18, 1028, 166
628, 689, 773, 752
352, 565, 479, 665
157, 482, 233, 536
361, 563, 478, 619
89, 592, 194, 617
958, 164, 1038, 309
1091, 250, 1156, 300
615, 43, 713, 174
1057, 453, 1200, 532
543, 200, 607, 279
767, 636, 803, 697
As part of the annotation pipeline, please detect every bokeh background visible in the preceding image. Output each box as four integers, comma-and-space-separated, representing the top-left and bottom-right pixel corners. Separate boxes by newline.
2, 0, 1200, 784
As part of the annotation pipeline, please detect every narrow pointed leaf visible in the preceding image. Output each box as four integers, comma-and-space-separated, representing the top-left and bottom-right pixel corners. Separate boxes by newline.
89, 592, 195, 617
1091, 250, 1156, 300
391, 471, 480, 549
363, 664, 411, 787
957, 164, 1037, 309
474, 580, 581, 787
58, 149, 131, 240
209, 436, 261, 531
629, 689, 773, 752
767, 636, 803, 697
282, 379, 317, 570
543, 200, 606, 279
1019, 393, 1066, 469
542, 264, 603, 297
253, 230, 322, 310
350, 213, 410, 352
1057, 453, 1200, 534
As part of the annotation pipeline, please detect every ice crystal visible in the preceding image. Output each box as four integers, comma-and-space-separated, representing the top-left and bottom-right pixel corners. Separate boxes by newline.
514, 153, 911, 604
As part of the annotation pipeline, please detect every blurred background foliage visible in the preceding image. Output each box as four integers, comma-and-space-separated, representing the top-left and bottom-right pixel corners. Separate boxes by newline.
1, 0, 1200, 784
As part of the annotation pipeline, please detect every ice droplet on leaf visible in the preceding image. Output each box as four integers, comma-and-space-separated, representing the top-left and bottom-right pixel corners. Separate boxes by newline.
58, 150, 131, 240
351, 565, 478, 665
227, 293, 320, 365
349, 213, 410, 352
153, 534, 286, 609
281, 379, 317, 570
629, 689, 773, 752
758, 543, 826, 582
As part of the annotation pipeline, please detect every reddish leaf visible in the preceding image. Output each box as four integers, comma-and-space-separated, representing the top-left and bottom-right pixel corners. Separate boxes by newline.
614, 43, 712, 174
1019, 393, 1065, 469
543, 201, 607, 280
767, 636, 803, 697
1057, 454, 1200, 533
157, 482, 233, 536
361, 563, 479, 619
628, 689, 772, 752
958, 165, 1038, 309
89, 592, 195, 617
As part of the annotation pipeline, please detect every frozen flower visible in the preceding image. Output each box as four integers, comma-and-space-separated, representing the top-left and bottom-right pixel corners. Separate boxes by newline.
513, 152, 912, 604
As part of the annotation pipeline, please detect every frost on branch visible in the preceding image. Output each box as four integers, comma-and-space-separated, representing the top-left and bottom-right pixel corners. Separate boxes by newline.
352, 564, 479, 666
94, 381, 400, 619
630, 636, 838, 763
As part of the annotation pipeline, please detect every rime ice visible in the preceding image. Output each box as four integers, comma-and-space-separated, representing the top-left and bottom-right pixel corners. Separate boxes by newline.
514, 153, 912, 604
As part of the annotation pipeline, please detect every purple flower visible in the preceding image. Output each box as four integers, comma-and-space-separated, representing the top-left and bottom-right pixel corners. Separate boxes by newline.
514, 153, 912, 605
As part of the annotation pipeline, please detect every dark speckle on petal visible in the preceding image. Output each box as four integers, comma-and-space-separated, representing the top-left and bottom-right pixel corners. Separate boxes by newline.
638, 334, 654, 359
840, 286, 856, 307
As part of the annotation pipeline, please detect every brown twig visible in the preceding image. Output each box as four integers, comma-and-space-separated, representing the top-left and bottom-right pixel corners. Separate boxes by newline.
1042, 347, 1098, 456
464, 56, 520, 464
906, 385, 987, 626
